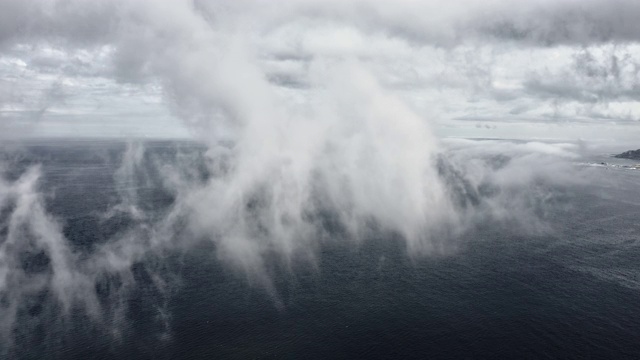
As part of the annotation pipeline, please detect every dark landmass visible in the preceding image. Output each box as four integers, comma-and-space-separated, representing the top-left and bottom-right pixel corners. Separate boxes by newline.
614, 149, 640, 160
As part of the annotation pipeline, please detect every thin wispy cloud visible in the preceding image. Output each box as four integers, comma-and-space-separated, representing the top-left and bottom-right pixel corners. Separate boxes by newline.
0, 1, 637, 355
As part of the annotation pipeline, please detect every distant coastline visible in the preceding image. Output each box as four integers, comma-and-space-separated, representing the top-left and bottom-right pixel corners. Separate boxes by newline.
614, 149, 640, 160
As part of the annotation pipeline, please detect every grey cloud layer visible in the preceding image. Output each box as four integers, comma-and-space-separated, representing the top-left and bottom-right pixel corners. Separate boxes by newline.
1, 0, 640, 139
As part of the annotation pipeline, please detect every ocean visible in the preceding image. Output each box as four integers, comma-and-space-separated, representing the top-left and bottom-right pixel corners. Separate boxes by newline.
1, 139, 640, 359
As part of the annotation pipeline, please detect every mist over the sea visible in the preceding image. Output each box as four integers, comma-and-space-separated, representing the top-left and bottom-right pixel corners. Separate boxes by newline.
2, 138, 637, 359
1, 0, 640, 358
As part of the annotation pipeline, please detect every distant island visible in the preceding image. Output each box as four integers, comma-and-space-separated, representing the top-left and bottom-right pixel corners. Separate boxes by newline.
614, 149, 640, 160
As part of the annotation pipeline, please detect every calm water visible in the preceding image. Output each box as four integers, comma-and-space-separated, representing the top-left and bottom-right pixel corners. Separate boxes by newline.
2, 140, 640, 359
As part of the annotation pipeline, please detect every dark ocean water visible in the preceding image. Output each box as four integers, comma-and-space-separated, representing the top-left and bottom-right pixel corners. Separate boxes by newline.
2, 140, 640, 359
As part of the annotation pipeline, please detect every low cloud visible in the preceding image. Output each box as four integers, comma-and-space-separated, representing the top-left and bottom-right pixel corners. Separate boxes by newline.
0, 0, 635, 353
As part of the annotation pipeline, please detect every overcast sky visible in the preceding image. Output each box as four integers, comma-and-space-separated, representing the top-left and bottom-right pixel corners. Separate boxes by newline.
0, 0, 639, 144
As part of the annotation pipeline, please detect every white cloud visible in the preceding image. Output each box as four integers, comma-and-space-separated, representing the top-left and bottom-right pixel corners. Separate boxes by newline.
0, 0, 638, 139
4, 1, 639, 346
